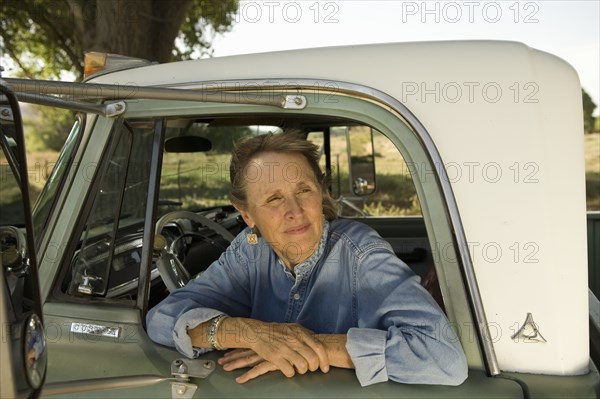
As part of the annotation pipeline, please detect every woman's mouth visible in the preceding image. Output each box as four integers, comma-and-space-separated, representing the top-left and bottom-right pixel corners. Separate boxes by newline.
285, 223, 310, 235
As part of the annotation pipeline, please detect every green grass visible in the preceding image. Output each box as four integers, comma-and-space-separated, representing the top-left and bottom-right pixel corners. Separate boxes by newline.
586, 133, 600, 211
159, 152, 231, 210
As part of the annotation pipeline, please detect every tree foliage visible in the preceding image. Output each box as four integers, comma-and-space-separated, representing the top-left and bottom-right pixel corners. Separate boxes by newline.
583, 88, 598, 134
24, 106, 75, 152
0, 0, 238, 80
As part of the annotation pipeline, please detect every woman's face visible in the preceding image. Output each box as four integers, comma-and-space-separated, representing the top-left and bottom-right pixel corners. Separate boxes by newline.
236, 151, 324, 269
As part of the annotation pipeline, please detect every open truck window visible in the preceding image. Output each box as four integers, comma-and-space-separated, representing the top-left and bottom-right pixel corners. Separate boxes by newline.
53, 115, 435, 317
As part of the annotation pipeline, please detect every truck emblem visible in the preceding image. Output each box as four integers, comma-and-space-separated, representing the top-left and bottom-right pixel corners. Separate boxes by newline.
511, 313, 546, 343
70, 322, 121, 339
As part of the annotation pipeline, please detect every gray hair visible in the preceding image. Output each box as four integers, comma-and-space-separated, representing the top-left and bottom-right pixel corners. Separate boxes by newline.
229, 130, 338, 220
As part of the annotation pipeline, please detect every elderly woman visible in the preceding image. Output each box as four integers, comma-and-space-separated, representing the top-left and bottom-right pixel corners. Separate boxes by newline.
146, 131, 467, 387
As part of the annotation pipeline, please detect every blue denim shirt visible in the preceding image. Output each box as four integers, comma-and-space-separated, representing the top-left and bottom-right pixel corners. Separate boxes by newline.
146, 218, 467, 386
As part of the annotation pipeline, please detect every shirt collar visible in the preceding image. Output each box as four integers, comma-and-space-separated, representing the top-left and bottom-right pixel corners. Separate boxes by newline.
278, 218, 329, 279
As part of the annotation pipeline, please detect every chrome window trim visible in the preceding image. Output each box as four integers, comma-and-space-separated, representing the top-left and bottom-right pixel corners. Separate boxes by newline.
7, 78, 305, 110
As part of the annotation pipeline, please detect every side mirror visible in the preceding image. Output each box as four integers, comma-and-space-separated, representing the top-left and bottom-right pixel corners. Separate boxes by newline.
0, 79, 47, 399
348, 127, 376, 196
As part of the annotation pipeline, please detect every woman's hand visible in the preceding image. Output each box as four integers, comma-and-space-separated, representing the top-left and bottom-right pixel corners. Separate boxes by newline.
315, 334, 355, 369
225, 319, 330, 379
218, 349, 279, 383
215, 325, 356, 384
189, 317, 354, 383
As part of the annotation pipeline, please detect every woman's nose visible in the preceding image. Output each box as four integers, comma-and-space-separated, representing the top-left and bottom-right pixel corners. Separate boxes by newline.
285, 196, 303, 218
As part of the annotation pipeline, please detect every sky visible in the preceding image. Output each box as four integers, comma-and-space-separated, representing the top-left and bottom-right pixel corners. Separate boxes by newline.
208, 0, 600, 115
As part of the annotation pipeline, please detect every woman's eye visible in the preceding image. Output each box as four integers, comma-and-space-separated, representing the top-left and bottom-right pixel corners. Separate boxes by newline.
267, 196, 281, 203
299, 187, 311, 194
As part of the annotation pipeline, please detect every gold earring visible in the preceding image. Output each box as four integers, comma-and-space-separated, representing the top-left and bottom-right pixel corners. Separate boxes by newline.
246, 227, 258, 245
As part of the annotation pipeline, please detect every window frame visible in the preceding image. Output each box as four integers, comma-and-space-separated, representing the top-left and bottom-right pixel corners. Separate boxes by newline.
117, 81, 495, 372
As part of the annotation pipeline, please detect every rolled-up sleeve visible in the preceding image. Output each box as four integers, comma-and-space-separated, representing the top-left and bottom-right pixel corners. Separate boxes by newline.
173, 308, 225, 358
346, 328, 388, 386
146, 237, 252, 357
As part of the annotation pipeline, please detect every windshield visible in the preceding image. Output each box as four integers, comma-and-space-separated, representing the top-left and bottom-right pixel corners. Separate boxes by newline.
64, 118, 265, 297
32, 118, 81, 238
1, 119, 26, 227
157, 121, 274, 215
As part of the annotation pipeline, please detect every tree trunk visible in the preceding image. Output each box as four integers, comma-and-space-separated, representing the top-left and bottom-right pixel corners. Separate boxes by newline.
91, 0, 192, 63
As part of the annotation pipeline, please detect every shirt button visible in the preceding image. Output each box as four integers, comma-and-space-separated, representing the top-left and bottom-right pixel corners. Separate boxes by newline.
293, 293, 301, 300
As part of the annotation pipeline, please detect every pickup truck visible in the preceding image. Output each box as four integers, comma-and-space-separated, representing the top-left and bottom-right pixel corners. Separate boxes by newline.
1, 40, 599, 398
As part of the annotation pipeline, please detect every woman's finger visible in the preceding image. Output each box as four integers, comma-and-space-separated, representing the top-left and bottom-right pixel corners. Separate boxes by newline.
277, 325, 329, 373
296, 332, 330, 373
235, 361, 280, 384
221, 355, 264, 371
219, 348, 256, 363
281, 349, 309, 374
288, 341, 322, 372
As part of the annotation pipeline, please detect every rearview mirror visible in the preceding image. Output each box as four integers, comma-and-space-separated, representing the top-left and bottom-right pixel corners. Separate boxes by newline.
348, 127, 376, 196
164, 136, 212, 153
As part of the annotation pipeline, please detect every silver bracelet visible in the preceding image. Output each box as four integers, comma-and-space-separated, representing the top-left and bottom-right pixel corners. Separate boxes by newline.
207, 314, 227, 350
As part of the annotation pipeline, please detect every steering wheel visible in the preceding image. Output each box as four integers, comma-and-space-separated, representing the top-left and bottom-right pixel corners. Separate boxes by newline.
154, 211, 235, 292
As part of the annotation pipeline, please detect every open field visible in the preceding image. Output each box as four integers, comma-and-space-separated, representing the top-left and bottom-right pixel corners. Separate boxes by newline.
19, 133, 600, 212
586, 133, 600, 211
